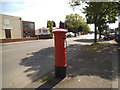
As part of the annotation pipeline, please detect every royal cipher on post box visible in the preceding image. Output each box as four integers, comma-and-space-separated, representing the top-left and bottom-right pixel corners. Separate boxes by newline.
52, 29, 67, 79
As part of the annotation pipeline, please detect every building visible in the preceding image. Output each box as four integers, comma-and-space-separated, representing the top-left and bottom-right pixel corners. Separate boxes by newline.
35, 27, 52, 39
22, 21, 35, 38
0, 14, 23, 39
35, 27, 50, 35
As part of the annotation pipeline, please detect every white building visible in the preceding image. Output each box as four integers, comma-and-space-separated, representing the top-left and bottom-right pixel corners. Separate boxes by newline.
35, 27, 50, 35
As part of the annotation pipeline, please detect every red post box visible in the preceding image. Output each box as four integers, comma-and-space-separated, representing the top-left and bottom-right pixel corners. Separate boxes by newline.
52, 29, 67, 78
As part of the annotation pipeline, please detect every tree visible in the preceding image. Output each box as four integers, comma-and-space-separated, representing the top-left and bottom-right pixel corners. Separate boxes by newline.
53, 21, 56, 27
47, 20, 54, 34
78, 26, 82, 32
65, 13, 83, 37
69, 1, 120, 43
82, 22, 91, 34
47, 20, 56, 38
84, 2, 119, 43
98, 24, 109, 38
59, 21, 65, 28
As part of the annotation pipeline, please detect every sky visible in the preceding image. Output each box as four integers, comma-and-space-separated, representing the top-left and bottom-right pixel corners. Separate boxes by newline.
1, 0, 119, 30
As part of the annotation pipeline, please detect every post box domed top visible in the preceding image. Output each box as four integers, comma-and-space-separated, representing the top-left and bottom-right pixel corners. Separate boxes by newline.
52, 29, 68, 33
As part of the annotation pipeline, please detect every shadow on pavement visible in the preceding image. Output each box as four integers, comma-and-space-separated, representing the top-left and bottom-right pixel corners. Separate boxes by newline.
67, 43, 119, 80
74, 39, 104, 43
19, 39, 119, 88
74, 39, 94, 43
19, 47, 55, 82
35, 74, 63, 89
19, 44, 83, 82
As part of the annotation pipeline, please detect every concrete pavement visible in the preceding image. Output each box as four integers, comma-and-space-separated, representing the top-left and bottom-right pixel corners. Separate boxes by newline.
53, 45, 119, 88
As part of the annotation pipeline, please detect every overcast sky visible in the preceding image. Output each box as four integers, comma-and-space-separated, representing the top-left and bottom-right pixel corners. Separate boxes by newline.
1, 0, 119, 30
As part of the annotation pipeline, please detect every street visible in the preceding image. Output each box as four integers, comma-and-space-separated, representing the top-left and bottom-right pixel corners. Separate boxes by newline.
2, 34, 94, 88
2, 39, 54, 88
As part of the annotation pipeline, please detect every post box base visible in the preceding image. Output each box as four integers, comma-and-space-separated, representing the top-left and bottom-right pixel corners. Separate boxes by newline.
55, 66, 66, 79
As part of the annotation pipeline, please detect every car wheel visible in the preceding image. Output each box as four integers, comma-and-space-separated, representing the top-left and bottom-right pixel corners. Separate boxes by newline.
104, 38, 106, 40
108, 38, 110, 40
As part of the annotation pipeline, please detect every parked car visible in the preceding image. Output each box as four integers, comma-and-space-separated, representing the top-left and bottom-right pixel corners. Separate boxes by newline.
66, 32, 75, 37
103, 34, 115, 40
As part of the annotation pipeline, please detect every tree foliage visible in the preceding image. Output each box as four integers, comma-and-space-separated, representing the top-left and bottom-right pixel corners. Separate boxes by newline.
53, 21, 56, 27
82, 21, 91, 34
65, 13, 90, 36
69, 1, 120, 43
84, 2, 119, 42
65, 13, 83, 29
59, 21, 65, 28
83, 2, 119, 25
47, 20, 55, 33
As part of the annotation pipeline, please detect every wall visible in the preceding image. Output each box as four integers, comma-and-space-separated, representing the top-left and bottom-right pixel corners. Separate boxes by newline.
36, 35, 52, 39
0, 15, 2, 39
1, 37, 38, 43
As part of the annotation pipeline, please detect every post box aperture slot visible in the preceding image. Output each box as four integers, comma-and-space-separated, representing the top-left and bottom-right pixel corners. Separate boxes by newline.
63, 37, 66, 39
62, 35, 66, 39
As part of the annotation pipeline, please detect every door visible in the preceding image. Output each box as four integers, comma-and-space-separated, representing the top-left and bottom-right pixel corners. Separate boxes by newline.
5, 29, 11, 38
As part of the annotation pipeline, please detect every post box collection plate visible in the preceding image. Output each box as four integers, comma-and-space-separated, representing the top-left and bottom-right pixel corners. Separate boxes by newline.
64, 41, 67, 48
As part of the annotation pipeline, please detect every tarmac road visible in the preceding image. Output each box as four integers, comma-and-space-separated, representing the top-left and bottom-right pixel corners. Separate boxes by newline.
2, 39, 54, 88
2, 34, 94, 88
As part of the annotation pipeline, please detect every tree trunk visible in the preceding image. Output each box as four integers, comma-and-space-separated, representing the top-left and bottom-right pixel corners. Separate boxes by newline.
98, 26, 102, 39
94, 23, 97, 43
50, 27, 53, 38
74, 28, 77, 37
74, 32, 77, 37
99, 30, 102, 39
118, 22, 120, 34
105, 29, 107, 35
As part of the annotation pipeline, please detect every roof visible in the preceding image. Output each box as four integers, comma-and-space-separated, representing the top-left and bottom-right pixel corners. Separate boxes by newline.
0, 14, 21, 18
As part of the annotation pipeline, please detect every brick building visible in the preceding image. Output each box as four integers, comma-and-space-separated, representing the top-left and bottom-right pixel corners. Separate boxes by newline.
22, 21, 35, 38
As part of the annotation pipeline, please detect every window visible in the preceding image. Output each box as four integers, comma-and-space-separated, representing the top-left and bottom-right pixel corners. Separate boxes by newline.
43, 30, 47, 33
4, 19, 10, 25
23, 23, 35, 30
29, 23, 34, 29
39, 29, 41, 33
